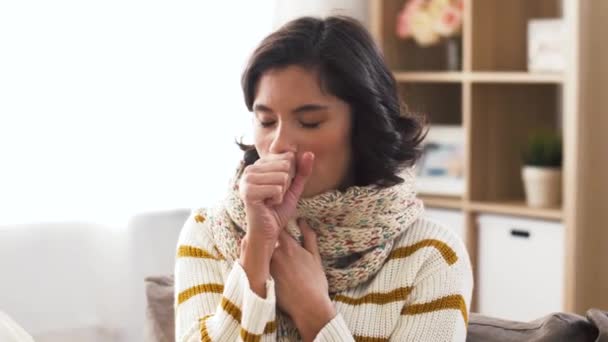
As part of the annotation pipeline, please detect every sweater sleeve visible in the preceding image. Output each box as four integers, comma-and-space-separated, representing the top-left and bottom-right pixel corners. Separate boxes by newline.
174, 210, 277, 342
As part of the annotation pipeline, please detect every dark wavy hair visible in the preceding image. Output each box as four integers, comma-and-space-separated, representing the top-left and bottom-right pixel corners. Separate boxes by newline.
238, 15, 427, 188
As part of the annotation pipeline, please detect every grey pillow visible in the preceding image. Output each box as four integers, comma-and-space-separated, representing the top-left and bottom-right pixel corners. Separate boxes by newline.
467, 310, 607, 342
144, 275, 175, 342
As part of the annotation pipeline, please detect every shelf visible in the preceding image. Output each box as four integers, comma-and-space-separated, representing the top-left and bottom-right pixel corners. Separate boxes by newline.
469, 72, 564, 84
419, 196, 563, 221
392, 71, 563, 84
469, 200, 562, 221
394, 72, 464, 83
420, 195, 464, 210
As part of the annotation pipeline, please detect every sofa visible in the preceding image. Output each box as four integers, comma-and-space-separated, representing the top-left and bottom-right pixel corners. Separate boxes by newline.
0, 208, 191, 342
2, 208, 606, 341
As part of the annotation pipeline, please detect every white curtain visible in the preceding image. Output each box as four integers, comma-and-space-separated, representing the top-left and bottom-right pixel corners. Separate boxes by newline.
0, 1, 276, 225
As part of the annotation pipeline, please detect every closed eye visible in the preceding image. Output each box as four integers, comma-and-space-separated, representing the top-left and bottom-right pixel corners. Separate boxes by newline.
259, 121, 321, 129
260, 121, 275, 128
301, 122, 320, 129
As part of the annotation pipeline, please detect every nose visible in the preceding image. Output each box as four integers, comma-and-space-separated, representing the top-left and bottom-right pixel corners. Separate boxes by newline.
268, 122, 296, 154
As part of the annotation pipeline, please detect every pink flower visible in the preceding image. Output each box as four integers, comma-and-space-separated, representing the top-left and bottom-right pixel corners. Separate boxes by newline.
396, 0, 464, 46
396, 0, 424, 39
435, 4, 463, 37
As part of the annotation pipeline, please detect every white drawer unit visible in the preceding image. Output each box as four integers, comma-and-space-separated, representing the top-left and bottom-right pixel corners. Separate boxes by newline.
477, 214, 565, 321
425, 208, 466, 241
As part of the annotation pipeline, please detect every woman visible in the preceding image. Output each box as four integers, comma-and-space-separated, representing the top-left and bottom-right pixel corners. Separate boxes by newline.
175, 16, 473, 341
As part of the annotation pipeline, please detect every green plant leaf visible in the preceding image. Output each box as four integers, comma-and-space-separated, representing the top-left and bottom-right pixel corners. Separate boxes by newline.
522, 131, 563, 167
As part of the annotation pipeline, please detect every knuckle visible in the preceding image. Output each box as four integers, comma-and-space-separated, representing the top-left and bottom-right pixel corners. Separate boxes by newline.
239, 185, 254, 202
242, 172, 253, 184
254, 157, 266, 165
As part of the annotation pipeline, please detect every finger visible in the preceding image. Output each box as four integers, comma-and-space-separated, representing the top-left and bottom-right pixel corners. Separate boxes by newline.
278, 228, 295, 246
248, 159, 292, 175
298, 218, 321, 263
246, 160, 295, 191
254, 152, 296, 180
255, 151, 296, 166
239, 183, 283, 205
288, 152, 315, 200
254, 152, 297, 178
242, 172, 291, 190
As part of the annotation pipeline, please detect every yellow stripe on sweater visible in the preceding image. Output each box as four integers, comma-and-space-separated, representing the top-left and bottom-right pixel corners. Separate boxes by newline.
388, 239, 458, 265
194, 214, 206, 223
239, 328, 262, 342
221, 297, 277, 335
334, 286, 413, 305
177, 283, 224, 305
353, 336, 389, 342
263, 321, 277, 334
402, 294, 468, 324
199, 314, 212, 342
177, 245, 225, 260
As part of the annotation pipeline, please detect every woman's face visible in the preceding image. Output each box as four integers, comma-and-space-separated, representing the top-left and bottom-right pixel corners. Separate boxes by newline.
252, 65, 353, 198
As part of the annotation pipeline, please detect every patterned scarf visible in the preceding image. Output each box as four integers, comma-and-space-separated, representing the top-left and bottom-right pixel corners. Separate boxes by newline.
206, 161, 425, 294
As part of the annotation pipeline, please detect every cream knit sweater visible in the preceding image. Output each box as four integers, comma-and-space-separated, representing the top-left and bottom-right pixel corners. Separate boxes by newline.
175, 209, 473, 341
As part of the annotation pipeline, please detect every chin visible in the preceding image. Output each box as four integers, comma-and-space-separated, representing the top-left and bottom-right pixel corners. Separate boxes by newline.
301, 185, 320, 199
301, 183, 336, 198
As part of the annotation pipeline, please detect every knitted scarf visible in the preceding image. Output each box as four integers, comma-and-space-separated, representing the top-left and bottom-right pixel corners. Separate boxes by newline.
206, 161, 425, 294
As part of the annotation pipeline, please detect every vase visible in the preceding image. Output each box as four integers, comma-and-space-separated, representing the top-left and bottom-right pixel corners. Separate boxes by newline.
445, 37, 462, 71
522, 166, 562, 208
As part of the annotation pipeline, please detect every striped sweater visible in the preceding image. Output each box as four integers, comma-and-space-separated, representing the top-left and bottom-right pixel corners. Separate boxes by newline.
174, 208, 473, 341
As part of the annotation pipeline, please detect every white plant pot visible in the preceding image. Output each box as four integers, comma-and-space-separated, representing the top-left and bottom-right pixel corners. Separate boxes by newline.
522, 166, 562, 208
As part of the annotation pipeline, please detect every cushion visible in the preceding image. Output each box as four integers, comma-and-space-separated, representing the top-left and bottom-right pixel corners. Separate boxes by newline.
466, 310, 607, 342
144, 275, 175, 342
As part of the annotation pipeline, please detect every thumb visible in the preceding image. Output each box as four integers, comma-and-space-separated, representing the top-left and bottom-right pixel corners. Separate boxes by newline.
287, 152, 315, 200
298, 218, 321, 262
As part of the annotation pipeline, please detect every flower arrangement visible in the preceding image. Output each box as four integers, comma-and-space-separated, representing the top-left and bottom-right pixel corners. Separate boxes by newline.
396, 0, 464, 47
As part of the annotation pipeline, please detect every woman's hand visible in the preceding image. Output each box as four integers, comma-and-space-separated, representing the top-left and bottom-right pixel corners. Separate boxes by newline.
270, 219, 336, 342
238, 152, 315, 297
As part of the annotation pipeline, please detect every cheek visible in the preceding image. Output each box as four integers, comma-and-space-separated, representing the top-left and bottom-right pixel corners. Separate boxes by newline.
253, 128, 271, 155
306, 130, 351, 175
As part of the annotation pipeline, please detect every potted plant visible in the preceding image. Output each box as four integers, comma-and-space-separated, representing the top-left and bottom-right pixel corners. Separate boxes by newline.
521, 131, 563, 208
396, 0, 464, 70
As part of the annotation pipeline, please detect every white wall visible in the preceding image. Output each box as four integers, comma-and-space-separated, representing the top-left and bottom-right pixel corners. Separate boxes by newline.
273, 0, 369, 29
0, 1, 371, 227
0, 1, 275, 226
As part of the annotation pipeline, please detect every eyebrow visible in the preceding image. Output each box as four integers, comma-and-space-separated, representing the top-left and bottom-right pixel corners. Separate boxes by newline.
253, 103, 329, 115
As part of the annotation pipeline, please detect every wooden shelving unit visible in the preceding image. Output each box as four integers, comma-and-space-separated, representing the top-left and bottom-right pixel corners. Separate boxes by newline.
371, 0, 608, 316
468, 201, 562, 221
419, 195, 465, 210
394, 71, 564, 84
